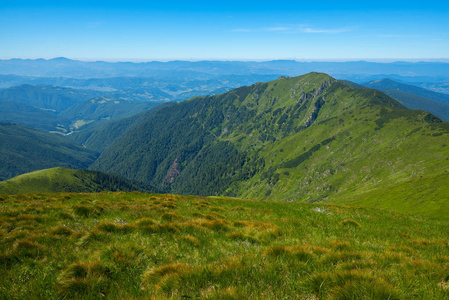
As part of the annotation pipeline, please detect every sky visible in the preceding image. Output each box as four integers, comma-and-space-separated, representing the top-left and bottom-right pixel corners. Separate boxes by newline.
1, 0, 448, 61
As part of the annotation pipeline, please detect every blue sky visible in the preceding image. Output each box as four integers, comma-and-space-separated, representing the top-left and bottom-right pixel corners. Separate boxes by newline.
1, 1, 448, 61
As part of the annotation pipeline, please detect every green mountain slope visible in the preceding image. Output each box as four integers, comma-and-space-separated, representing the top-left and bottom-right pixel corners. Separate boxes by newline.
91, 73, 449, 216
68, 102, 175, 153
0, 167, 159, 194
332, 171, 449, 219
0, 123, 98, 181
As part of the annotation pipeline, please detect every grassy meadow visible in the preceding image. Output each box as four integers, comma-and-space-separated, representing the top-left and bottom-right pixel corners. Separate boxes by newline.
1, 192, 449, 299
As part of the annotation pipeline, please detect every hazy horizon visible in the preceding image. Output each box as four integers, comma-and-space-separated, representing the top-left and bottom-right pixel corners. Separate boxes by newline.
1, 57, 449, 64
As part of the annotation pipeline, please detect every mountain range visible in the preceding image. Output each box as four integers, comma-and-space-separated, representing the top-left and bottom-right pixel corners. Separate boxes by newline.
1, 59, 449, 95
1, 58, 448, 79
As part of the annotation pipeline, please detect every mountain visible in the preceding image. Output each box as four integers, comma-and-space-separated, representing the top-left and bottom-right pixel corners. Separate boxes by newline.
0, 123, 98, 181
363, 78, 449, 104
0, 84, 101, 112
0, 167, 159, 194
90, 73, 449, 217
0, 99, 71, 132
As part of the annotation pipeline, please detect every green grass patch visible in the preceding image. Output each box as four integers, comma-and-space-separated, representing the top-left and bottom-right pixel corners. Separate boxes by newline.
0, 192, 448, 299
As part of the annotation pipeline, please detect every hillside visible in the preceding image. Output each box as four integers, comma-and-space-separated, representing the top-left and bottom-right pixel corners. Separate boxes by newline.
363, 78, 449, 104
0, 123, 98, 181
58, 97, 162, 130
0, 99, 71, 132
1, 192, 448, 299
68, 102, 175, 152
91, 73, 449, 217
0, 167, 159, 194
379, 89, 449, 121
0, 84, 101, 112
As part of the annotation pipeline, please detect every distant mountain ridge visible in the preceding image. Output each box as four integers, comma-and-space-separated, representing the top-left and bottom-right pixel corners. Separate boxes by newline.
1, 58, 448, 80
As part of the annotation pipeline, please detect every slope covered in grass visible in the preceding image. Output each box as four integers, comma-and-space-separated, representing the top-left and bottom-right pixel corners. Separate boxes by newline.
0, 167, 159, 194
1, 192, 448, 299
332, 171, 449, 219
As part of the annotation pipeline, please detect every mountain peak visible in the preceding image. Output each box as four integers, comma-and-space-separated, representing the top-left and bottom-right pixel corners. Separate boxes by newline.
50, 57, 72, 61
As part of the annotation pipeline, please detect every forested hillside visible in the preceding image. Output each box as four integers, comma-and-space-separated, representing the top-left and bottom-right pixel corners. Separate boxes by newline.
91, 73, 449, 216
0, 123, 98, 181
0, 99, 70, 132
0, 84, 100, 112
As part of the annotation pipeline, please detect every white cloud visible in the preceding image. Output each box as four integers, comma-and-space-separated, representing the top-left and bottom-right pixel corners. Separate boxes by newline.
300, 27, 353, 34
232, 25, 353, 34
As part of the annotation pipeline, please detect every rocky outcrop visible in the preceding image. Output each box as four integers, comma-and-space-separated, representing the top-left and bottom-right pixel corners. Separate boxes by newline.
163, 157, 181, 185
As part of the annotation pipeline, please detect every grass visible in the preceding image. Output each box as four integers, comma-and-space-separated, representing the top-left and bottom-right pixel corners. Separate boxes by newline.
0, 192, 448, 299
